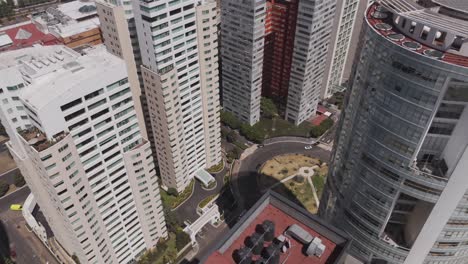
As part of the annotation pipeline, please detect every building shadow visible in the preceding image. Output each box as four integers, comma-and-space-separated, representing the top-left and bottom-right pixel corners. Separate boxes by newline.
0, 221, 11, 262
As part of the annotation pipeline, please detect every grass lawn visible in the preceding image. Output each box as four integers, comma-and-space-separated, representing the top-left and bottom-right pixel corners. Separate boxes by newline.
260, 154, 320, 181
160, 180, 194, 209
313, 164, 328, 199
207, 160, 224, 173
253, 118, 312, 139
199, 194, 217, 209
274, 178, 318, 214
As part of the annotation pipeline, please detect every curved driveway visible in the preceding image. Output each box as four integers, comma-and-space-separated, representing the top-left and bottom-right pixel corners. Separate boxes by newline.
174, 165, 228, 223
233, 142, 331, 209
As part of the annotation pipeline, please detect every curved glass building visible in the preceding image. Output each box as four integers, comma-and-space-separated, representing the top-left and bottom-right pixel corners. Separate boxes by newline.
319, 0, 468, 263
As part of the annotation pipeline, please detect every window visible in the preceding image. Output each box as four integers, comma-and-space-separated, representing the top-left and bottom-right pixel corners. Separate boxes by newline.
65, 109, 85, 121
88, 99, 107, 111
61, 98, 83, 111
91, 108, 109, 120
85, 89, 104, 101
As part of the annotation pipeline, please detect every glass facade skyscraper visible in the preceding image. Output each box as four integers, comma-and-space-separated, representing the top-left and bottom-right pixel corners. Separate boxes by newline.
320, 0, 468, 263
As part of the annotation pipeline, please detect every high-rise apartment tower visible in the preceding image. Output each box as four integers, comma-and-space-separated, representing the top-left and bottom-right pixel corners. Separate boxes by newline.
321, 0, 369, 98
320, 0, 468, 263
1, 45, 167, 263
132, 0, 222, 192
221, 0, 336, 125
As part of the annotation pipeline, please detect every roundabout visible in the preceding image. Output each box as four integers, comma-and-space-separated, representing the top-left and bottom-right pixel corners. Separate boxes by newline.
232, 142, 331, 213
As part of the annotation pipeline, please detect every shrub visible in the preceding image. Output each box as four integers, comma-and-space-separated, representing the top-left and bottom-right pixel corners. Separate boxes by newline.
294, 175, 305, 183
14, 173, 25, 187
167, 188, 178, 196
175, 229, 191, 251
280, 168, 288, 175
0, 180, 9, 197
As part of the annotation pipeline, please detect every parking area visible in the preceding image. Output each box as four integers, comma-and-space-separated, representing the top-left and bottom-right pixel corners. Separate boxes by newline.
0, 186, 58, 264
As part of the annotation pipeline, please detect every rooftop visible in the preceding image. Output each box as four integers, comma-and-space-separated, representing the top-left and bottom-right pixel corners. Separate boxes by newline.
0, 23, 59, 51
202, 192, 350, 264
368, 1, 468, 67
56, 0, 98, 21
0, 45, 79, 89
20, 45, 124, 110
31, 0, 100, 38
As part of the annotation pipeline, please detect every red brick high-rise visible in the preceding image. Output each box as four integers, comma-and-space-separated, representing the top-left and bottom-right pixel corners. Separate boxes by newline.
262, 0, 298, 106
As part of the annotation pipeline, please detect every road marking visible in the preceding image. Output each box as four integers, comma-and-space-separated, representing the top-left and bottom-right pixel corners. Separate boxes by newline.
0, 167, 19, 177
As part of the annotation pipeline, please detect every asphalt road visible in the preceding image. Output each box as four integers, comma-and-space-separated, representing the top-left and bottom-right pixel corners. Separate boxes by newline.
234, 142, 331, 209
174, 165, 228, 223
0, 186, 59, 264
0, 168, 20, 186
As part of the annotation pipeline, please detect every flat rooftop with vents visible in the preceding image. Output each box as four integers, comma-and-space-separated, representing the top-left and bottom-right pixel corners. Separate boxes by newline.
201, 191, 351, 264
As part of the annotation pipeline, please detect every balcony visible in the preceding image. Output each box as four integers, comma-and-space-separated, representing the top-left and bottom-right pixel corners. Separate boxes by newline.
19, 127, 68, 152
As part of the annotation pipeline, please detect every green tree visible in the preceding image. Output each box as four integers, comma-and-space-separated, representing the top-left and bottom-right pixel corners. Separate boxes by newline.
167, 187, 178, 196
227, 147, 241, 162
0, 180, 9, 197
175, 229, 190, 251
260, 97, 278, 118
0, 2, 14, 19
164, 207, 178, 233
240, 124, 263, 143
14, 173, 25, 187
226, 130, 237, 143
220, 111, 241, 129
310, 118, 334, 137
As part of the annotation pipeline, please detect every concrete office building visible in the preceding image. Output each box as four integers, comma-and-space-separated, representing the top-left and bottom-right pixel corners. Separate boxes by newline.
220, 0, 265, 125
220, 0, 335, 125
320, 0, 468, 263
321, 0, 369, 98
133, 0, 222, 192
1, 45, 167, 263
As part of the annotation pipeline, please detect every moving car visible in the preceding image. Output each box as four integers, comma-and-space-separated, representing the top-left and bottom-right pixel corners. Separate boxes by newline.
10, 204, 22, 211
304, 145, 313, 150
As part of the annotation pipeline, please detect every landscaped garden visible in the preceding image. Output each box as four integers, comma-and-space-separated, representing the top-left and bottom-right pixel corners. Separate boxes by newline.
137, 229, 191, 264
199, 194, 217, 209
257, 154, 328, 214
206, 160, 224, 173
259, 154, 321, 183
160, 179, 195, 209
274, 176, 318, 213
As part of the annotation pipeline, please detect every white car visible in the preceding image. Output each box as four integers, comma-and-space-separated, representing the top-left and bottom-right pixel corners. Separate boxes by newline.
304, 145, 313, 150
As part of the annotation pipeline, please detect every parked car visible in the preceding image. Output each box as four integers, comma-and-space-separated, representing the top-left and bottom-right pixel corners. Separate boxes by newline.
10, 204, 22, 211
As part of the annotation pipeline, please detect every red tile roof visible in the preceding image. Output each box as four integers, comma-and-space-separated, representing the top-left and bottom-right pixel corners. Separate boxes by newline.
206, 203, 337, 264
1, 23, 59, 50
309, 114, 328, 126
